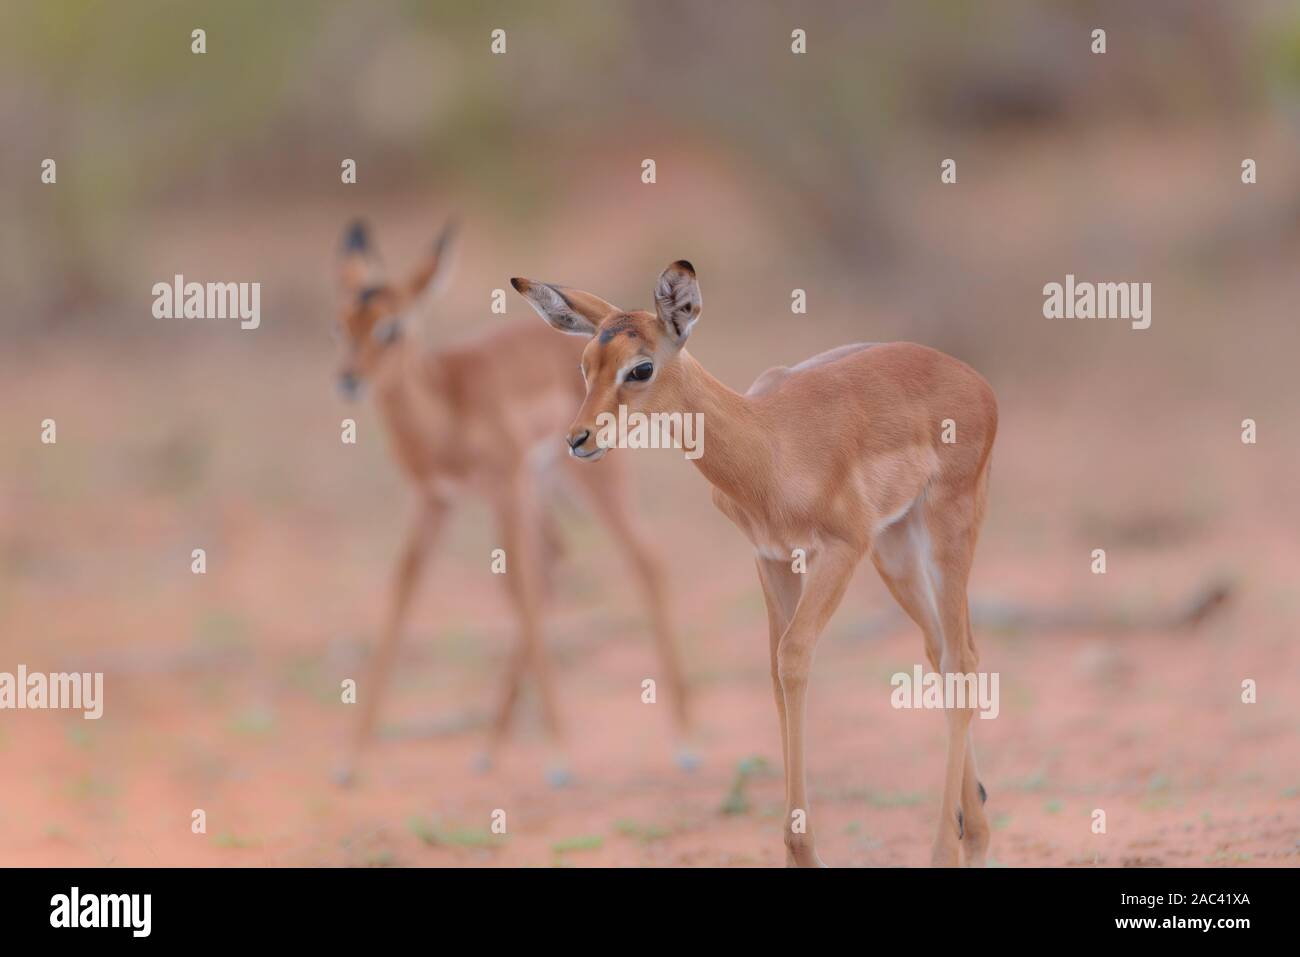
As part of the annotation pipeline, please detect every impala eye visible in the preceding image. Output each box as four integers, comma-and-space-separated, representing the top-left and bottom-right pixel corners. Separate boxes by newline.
373, 318, 402, 344
626, 361, 654, 382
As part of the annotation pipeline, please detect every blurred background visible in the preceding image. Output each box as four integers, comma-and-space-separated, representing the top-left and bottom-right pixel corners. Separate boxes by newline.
1, 0, 1298, 866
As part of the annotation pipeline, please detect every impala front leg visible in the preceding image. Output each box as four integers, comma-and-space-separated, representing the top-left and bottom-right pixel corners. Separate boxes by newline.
776, 542, 859, 868
338, 498, 446, 785
756, 557, 803, 801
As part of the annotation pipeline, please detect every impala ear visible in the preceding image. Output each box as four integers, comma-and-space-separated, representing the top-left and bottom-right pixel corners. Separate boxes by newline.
339, 219, 383, 295
511, 278, 618, 337
654, 260, 701, 345
408, 217, 459, 303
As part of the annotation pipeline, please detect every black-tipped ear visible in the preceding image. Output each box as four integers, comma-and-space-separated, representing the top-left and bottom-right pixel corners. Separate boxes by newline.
408, 217, 460, 301
340, 220, 382, 294
433, 218, 459, 259
512, 278, 607, 337
654, 260, 701, 344
343, 220, 370, 253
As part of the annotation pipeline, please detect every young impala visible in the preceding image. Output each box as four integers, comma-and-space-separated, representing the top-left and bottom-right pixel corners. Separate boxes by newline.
514, 262, 998, 866
332, 221, 692, 786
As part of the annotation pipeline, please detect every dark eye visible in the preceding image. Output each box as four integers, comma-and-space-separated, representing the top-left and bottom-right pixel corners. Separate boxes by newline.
626, 361, 654, 382
372, 318, 402, 344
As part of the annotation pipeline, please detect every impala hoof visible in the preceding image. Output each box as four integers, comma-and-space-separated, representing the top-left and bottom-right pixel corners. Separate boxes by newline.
930, 843, 961, 868
674, 747, 702, 773
545, 764, 574, 789
785, 849, 828, 868
978, 781, 988, 805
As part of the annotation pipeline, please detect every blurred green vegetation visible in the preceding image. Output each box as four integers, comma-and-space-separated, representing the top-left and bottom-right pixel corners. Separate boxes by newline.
3, 0, 1298, 321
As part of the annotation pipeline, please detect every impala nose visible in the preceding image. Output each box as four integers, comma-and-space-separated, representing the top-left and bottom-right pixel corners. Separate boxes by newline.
567, 429, 591, 452
337, 371, 361, 400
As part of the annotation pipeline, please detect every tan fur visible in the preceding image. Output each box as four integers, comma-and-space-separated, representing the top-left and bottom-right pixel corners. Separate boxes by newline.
334, 228, 691, 783
518, 261, 998, 865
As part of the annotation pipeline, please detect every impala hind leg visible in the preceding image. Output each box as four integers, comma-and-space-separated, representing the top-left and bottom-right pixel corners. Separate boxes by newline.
958, 723, 990, 867
775, 543, 859, 867
571, 458, 695, 768
534, 457, 570, 602
924, 491, 989, 867
486, 474, 569, 786
536, 504, 566, 601
872, 495, 990, 866
954, 463, 994, 866
338, 499, 447, 786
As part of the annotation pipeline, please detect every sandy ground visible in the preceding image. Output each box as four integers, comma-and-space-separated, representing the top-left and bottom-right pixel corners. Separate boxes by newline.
1, 331, 1297, 869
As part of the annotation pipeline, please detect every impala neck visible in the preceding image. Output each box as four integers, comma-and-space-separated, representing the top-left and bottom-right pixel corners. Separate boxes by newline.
371, 341, 447, 455
371, 341, 417, 414
673, 350, 772, 507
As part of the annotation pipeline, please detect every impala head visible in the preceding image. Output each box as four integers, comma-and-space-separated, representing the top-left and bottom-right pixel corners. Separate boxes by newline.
334, 218, 458, 400
512, 261, 702, 461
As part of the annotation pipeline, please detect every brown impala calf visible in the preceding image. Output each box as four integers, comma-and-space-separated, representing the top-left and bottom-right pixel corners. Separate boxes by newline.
514, 262, 998, 866
333, 221, 692, 786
